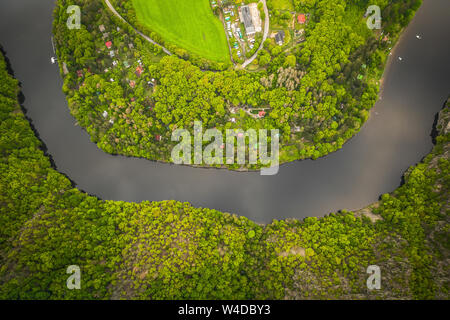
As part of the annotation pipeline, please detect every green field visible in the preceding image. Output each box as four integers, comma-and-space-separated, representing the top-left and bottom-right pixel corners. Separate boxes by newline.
271, 0, 294, 11
132, 0, 230, 62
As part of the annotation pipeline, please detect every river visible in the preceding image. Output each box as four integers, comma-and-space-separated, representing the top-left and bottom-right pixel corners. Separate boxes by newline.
0, 0, 449, 223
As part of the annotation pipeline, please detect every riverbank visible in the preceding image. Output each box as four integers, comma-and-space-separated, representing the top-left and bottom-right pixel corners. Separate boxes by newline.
1, 0, 449, 222
1, 47, 448, 298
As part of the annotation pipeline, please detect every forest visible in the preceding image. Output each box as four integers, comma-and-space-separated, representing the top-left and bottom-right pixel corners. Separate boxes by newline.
0, 50, 448, 299
53, 0, 422, 169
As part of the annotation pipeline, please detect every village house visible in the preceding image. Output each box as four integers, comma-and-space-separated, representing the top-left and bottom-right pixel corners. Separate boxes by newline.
240, 5, 255, 36
275, 30, 285, 45
248, 3, 262, 32
135, 65, 144, 76
297, 14, 306, 24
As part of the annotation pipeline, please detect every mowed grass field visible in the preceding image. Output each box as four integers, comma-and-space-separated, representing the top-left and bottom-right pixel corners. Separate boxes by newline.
271, 0, 294, 11
132, 0, 230, 62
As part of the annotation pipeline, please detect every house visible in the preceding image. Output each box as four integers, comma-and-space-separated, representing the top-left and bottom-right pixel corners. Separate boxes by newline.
297, 14, 306, 24
248, 3, 262, 33
258, 110, 266, 118
135, 65, 144, 76
105, 41, 112, 49
240, 5, 255, 36
76, 70, 83, 78
275, 31, 285, 45
109, 50, 115, 57
155, 134, 161, 141
99, 25, 105, 32
129, 80, 136, 88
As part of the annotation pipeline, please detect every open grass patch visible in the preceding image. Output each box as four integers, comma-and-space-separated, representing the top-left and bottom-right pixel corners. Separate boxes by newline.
132, 0, 230, 62
271, 0, 294, 11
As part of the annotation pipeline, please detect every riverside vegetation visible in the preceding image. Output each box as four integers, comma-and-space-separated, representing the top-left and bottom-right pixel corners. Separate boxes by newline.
53, 0, 422, 170
0, 51, 448, 299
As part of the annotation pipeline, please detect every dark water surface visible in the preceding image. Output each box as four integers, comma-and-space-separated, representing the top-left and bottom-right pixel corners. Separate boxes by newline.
0, 0, 449, 223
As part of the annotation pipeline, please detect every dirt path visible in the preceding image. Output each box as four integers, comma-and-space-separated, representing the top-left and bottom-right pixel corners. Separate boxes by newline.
103, 0, 172, 56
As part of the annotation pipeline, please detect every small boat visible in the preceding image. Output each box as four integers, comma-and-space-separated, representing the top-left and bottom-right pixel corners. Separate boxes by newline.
50, 57, 57, 64
398, 56, 403, 61
416, 34, 422, 39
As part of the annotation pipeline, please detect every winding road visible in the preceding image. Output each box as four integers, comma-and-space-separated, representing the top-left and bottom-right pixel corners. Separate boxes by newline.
0, 0, 449, 223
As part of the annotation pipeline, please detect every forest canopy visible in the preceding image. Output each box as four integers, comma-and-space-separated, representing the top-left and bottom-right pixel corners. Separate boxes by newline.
53, 0, 422, 169
0, 48, 448, 299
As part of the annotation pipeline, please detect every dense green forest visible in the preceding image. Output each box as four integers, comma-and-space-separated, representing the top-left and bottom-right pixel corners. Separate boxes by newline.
53, 0, 422, 169
0, 50, 448, 299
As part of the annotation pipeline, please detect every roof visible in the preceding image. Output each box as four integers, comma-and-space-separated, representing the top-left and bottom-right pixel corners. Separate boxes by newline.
105, 41, 112, 48
241, 5, 255, 34
275, 30, 285, 44
298, 14, 306, 24
258, 111, 266, 117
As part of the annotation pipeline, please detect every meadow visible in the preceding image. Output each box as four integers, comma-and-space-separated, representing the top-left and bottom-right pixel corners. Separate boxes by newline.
270, 0, 294, 11
132, 0, 230, 62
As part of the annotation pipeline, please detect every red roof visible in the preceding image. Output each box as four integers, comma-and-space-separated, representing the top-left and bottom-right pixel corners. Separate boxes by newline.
105, 41, 112, 48
298, 14, 306, 24
136, 65, 143, 76
259, 111, 266, 117
155, 134, 161, 141
129, 80, 136, 88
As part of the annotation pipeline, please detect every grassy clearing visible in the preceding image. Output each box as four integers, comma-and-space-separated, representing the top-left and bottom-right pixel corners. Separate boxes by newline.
271, 0, 294, 11
132, 0, 230, 62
